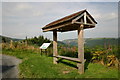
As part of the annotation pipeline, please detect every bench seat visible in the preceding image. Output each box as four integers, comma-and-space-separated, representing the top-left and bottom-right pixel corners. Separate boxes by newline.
54, 55, 86, 63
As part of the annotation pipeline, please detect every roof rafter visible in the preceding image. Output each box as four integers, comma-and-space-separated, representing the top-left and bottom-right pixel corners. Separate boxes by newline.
42, 10, 97, 32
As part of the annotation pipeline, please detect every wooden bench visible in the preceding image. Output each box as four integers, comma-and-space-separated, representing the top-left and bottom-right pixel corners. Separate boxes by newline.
54, 55, 86, 63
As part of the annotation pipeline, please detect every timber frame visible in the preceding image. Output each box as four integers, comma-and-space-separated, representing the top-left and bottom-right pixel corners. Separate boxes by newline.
42, 9, 97, 74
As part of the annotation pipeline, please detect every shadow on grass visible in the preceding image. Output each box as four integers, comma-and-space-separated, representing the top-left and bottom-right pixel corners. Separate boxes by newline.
56, 52, 93, 72
57, 58, 78, 68
48, 51, 93, 72
57, 58, 90, 72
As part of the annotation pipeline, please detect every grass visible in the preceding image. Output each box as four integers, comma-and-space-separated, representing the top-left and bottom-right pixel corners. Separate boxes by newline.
2, 48, 118, 78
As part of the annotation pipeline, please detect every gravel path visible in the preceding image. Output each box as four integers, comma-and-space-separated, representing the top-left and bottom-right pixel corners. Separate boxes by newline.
0, 54, 22, 79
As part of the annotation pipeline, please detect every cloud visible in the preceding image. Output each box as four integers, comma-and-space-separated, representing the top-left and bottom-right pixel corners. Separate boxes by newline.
15, 3, 32, 11
93, 12, 118, 21
2, 2, 118, 40
2, 0, 120, 2
3, 2, 44, 18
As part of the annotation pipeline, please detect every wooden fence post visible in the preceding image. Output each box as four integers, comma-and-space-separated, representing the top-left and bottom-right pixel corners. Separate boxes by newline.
10, 40, 13, 49
53, 30, 58, 64
77, 24, 84, 74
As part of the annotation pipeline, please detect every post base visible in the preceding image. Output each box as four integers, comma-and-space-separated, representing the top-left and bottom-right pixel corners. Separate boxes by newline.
77, 63, 84, 74
53, 57, 58, 64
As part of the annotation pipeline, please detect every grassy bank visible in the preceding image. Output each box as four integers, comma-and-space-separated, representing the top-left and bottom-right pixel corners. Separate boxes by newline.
2, 49, 118, 78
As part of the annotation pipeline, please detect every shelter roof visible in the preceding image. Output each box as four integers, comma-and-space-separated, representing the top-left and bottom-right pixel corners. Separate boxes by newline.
42, 9, 97, 32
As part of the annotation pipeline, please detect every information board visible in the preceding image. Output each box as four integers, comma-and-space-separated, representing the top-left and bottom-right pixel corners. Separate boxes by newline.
40, 43, 51, 49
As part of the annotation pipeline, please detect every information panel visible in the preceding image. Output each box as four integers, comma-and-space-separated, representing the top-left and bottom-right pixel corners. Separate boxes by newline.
40, 43, 51, 49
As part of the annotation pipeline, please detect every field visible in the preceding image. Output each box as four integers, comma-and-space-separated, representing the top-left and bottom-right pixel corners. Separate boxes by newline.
2, 48, 118, 78
1, 36, 119, 79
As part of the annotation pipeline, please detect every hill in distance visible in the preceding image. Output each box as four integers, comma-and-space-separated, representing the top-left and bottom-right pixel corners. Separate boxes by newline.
62, 38, 118, 47
0, 35, 66, 47
1, 35, 118, 48
0, 35, 23, 43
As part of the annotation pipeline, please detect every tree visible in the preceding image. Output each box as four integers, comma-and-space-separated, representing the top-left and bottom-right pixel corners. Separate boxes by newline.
23, 35, 51, 46
2, 37, 6, 43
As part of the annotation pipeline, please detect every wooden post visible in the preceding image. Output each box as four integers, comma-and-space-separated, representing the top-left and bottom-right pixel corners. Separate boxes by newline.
25, 41, 27, 47
45, 49, 47, 55
10, 40, 13, 49
40, 49, 42, 55
53, 30, 58, 64
77, 24, 84, 74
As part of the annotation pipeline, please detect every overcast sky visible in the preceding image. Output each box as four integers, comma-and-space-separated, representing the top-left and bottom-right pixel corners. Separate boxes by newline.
2, 2, 118, 41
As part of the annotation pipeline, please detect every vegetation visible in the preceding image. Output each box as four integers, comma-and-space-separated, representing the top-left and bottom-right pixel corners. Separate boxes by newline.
85, 46, 119, 68
2, 48, 118, 78
24, 35, 51, 46
56, 45, 119, 69
1, 35, 119, 78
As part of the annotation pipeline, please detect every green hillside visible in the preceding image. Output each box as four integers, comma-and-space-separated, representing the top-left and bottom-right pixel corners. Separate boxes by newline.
1, 35, 118, 48
0, 35, 66, 47
63, 38, 118, 47
0, 35, 22, 43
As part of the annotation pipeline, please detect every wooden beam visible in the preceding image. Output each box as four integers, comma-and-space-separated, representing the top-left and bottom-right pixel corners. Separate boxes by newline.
53, 30, 58, 64
85, 23, 95, 26
74, 22, 83, 24
74, 22, 95, 26
77, 24, 84, 74
84, 12, 87, 24
72, 13, 84, 24
86, 14, 96, 24
43, 22, 71, 32
54, 55, 86, 63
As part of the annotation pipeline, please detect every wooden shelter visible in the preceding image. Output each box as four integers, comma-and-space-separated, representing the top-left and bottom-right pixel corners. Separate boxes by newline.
42, 9, 97, 74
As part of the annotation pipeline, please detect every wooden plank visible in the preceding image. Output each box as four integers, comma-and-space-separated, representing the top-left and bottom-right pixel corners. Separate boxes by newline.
74, 22, 95, 26
53, 30, 58, 64
43, 22, 71, 32
74, 22, 83, 24
84, 12, 87, 24
54, 55, 86, 63
56, 55, 81, 62
72, 13, 84, 24
43, 20, 95, 32
85, 23, 95, 26
78, 24, 84, 74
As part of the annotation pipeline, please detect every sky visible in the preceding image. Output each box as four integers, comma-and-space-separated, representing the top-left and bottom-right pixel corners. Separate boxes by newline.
1, 2, 119, 41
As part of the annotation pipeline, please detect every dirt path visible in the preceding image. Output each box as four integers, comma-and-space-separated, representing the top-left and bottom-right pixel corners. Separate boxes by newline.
0, 54, 22, 79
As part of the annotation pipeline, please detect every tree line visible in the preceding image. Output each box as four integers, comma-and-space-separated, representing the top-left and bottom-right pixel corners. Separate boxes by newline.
24, 35, 51, 46
1, 35, 51, 46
